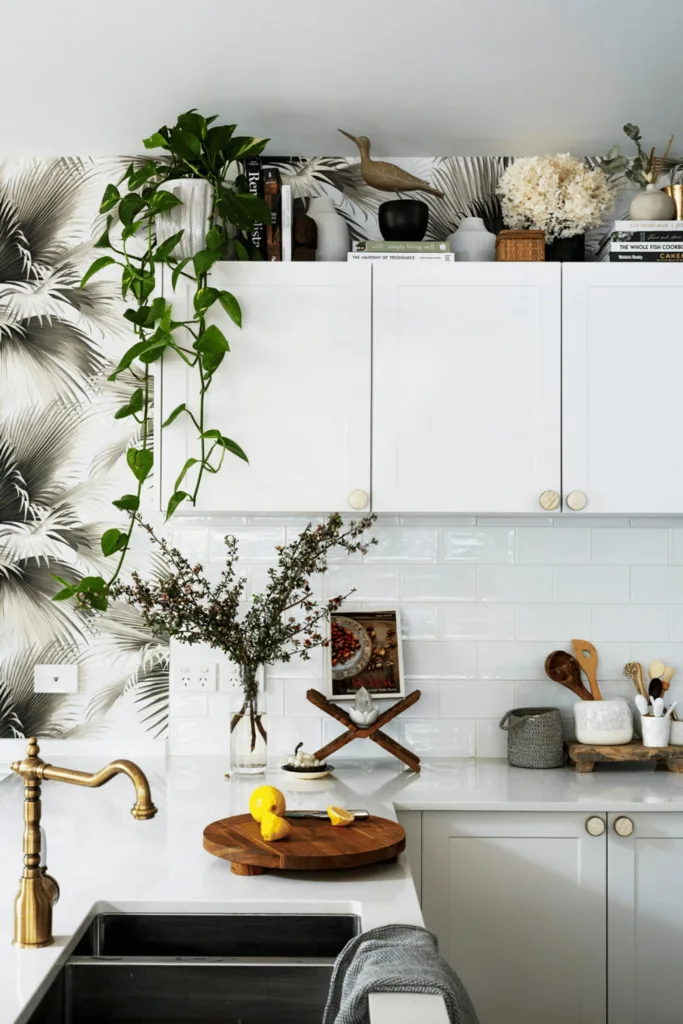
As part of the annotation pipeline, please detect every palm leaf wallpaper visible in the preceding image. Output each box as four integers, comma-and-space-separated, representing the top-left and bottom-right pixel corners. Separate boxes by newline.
0, 153, 631, 743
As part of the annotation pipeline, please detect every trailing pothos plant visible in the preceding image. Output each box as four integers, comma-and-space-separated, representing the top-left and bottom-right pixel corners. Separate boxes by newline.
52, 110, 271, 612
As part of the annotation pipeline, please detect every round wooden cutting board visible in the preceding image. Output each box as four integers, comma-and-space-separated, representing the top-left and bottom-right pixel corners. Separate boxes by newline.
203, 813, 406, 875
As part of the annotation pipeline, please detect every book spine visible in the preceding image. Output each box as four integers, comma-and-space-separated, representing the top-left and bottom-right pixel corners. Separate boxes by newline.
281, 185, 292, 262
264, 168, 281, 262
244, 157, 267, 259
612, 232, 683, 243
609, 252, 683, 261
611, 241, 683, 251
347, 252, 455, 261
359, 240, 450, 253
613, 220, 683, 232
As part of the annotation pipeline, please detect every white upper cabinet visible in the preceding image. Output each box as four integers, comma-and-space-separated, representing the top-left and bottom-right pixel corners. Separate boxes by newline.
563, 264, 683, 514
158, 263, 371, 515
371, 263, 562, 514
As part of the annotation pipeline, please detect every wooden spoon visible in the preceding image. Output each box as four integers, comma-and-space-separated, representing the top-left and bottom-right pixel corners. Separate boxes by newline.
545, 650, 594, 700
571, 639, 602, 701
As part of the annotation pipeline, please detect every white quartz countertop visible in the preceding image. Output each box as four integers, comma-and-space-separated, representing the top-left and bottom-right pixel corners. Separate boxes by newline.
1, 754, 683, 1023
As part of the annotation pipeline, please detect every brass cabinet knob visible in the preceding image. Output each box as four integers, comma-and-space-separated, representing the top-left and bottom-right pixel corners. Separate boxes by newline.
614, 816, 634, 837
348, 489, 369, 510
585, 816, 605, 837
539, 490, 560, 511
566, 490, 587, 511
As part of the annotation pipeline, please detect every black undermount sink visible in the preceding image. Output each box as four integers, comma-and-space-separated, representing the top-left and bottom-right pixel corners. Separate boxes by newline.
27, 912, 359, 1024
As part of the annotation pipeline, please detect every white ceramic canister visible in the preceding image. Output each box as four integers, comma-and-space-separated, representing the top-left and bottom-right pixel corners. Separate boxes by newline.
573, 698, 633, 745
669, 720, 683, 745
447, 217, 496, 261
641, 715, 671, 748
307, 197, 350, 261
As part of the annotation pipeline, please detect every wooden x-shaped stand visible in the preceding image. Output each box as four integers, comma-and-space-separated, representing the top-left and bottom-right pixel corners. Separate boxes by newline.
307, 688, 421, 772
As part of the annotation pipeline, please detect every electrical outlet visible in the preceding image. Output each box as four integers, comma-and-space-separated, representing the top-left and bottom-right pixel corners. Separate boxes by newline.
221, 662, 265, 693
176, 663, 217, 692
34, 664, 79, 694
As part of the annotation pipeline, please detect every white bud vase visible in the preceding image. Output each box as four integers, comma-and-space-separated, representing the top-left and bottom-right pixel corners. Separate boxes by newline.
629, 183, 675, 221
307, 197, 350, 262
447, 217, 496, 261
156, 178, 214, 258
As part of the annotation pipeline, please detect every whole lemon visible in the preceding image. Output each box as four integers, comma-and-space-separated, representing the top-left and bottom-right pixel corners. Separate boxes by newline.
249, 785, 286, 823
261, 811, 291, 842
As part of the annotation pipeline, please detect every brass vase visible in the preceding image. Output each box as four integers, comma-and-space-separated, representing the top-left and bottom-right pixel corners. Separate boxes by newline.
665, 185, 683, 220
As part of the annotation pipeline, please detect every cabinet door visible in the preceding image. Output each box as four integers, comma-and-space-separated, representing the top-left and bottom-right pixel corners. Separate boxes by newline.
563, 265, 683, 514
158, 263, 371, 514
372, 264, 561, 513
422, 811, 606, 1024
607, 812, 683, 1024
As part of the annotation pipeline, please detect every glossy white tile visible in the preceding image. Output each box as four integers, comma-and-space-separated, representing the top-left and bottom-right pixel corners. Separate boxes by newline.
478, 566, 553, 603
593, 604, 669, 642
439, 679, 515, 718
401, 719, 476, 757
515, 603, 592, 641
439, 604, 516, 641
554, 565, 630, 603
632, 566, 683, 603
516, 527, 591, 564
326, 564, 400, 601
365, 527, 439, 562
401, 565, 476, 601
402, 641, 476, 679
593, 527, 668, 565
476, 719, 509, 758
478, 642, 554, 680
440, 528, 515, 563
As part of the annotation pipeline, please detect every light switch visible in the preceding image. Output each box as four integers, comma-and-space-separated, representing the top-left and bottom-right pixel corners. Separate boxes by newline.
34, 664, 79, 694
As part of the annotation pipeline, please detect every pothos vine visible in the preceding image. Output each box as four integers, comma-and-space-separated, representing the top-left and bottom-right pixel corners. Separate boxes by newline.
51, 110, 271, 611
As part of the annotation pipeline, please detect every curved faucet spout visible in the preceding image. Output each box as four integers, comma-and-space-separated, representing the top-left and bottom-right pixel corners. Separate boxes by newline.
37, 759, 158, 819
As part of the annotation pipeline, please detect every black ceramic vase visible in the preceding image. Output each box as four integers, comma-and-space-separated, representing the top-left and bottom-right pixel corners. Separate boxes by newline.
378, 199, 429, 241
545, 234, 585, 262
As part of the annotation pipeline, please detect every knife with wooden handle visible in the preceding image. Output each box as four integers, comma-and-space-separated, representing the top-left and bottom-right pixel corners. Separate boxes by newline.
284, 809, 369, 820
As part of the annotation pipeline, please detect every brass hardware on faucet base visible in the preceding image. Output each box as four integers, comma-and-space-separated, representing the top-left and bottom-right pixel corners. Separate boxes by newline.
10, 738, 157, 948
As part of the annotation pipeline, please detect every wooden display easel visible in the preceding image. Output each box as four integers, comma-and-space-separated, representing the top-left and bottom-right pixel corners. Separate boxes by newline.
307, 688, 421, 772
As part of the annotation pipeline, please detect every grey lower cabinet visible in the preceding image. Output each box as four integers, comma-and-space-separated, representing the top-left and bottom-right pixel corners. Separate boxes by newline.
415, 810, 683, 1024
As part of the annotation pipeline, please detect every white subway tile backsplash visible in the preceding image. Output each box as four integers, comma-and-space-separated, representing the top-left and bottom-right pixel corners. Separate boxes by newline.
670, 530, 683, 565
401, 680, 439, 718
516, 528, 591, 565
515, 603, 592, 641
513, 680, 576, 716
670, 607, 683, 642
478, 566, 553, 603
441, 528, 514, 563
593, 528, 668, 565
439, 679, 515, 718
326, 564, 400, 601
171, 694, 208, 718
170, 527, 209, 564
593, 604, 669, 642
439, 604, 516, 641
478, 642, 551, 680
269, 718, 322, 756
365, 527, 438, 562
632, 566, 683, 603
554, 566, 630, 603
284, 679, 324, 718
476, 719, 509, 758
210, 527, 285, 561
401, 565, 476, 601
402, 641, 476, 679
394, 604, 439, 640
402, 719, 476, 757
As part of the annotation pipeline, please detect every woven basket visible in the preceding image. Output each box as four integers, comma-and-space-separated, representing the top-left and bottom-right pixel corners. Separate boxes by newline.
496, 229, 546, 262
500, 707, 564, 768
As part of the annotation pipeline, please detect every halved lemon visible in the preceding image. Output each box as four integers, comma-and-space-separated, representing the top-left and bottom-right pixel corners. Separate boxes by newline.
261, 811, 291, 842
249, 785, 286, 823
327, 805, 354, 827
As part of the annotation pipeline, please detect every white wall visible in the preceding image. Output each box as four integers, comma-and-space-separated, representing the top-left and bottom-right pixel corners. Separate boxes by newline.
2, 0, 683, 157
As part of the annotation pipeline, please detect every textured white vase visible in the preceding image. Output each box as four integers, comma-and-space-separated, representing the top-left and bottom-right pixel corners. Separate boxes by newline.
629, 183, 675, 221
156, 179, 214, 258
308, 197, 350, 261
574, 698, 633, 745
447, 217, 496, 261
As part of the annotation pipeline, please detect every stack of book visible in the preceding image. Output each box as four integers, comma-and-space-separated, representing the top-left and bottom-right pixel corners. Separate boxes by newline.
245, 160, 293, 261
348, 240, 454, 262
610, 221, 683, 262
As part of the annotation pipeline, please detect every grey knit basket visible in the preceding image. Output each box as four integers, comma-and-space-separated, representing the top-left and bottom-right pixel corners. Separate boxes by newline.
499, 706, 564, 769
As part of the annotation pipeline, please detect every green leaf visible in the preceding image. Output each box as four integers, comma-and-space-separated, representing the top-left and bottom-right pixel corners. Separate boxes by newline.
154, 229, 184, 261
216, 190, 271, 230
201, 351, 225, 376
234, 239, 250, 261
93, 215, 113, 249
193, 248, 221, 277
224, 137, 269, 163
121, 265, 134, 300
114, 387, 144, 420
131, 272, 156, 303
194, 287, 219, 313
137, 329, 171, 364
99, 183, 120, 214
50, 574, 72, 587
121, 220, 143, 241
76, 576, 108, 594
126, 447, 153, 483
128, 160, 158, 191
174, 457, 199, 493
169, 126, 202, 160
143, 132, 170, 150
80, 256, 115, 289
205, 124, 237, 158
166, 490, 190, 519
217, 435, 249, 462
112, 494, 140, 511
177, 111, 206, 138
218, 290, 241, 327
53, 586, 77, 602
205, 226, 223, 250
108, 339, 152, 378
148, 190, 183, 215
101, 528, 128, 556
194, 323, 229, 354
161, 402, 187, 427
171, 256, 193, 290
119, 193, 146, 226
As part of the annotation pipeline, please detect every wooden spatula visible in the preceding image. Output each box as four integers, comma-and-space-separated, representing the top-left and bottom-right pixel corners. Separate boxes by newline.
571, 640, 602, 701
545, 650, 594, 700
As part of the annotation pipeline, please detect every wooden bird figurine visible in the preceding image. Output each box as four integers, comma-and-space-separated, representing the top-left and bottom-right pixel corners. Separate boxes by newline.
338, 129, 445, 198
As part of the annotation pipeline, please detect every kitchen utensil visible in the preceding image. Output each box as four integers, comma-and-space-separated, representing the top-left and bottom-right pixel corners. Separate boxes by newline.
572, 639, 602, 700
650, 659, 666, 679
662, 665, 676, 684
635, 694, 650, 717
649, 677, 664, 700
283, 809, 368, 819
624, 662, 648, 699
574, 699, 633, 745
203, 813, 405, 875
499, 707, 564, 769
666, 702, 678, 719
651, 697, 665, 718
545, 651, 594, 700
641, 715, 671, 748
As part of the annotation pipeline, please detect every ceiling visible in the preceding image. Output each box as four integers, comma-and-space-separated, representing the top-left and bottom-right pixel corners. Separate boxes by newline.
2, 0, 682, 158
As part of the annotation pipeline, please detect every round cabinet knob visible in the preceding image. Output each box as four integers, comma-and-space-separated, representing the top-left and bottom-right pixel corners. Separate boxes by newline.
585, 816, 606, 837
348, 489, 369, 510
614, 816, 634, 837
539, 490, 560, 512
566, 490, 587, 512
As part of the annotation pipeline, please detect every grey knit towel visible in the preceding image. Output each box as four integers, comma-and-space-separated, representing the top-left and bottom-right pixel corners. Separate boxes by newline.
322, 923, 480, 1024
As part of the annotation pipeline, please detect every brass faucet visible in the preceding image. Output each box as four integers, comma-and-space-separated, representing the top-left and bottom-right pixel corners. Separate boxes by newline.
10, 737, 157, 948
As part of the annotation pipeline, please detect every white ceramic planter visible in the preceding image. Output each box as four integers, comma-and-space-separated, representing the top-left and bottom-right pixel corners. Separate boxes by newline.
156, 178, 214, 258
573, 699, 633, 745
307, 197, 350, 261
641, 715, 671, 748
447, 217, 496, 261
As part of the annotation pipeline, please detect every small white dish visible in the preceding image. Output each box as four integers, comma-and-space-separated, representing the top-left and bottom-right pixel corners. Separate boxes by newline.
280, 764, 335, 780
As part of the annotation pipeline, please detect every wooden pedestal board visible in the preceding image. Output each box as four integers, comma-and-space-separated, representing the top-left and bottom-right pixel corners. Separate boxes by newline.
566, 739, 683, 773
307, 688, 421, 772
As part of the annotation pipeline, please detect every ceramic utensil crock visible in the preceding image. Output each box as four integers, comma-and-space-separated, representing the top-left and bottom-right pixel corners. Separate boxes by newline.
574, 699, 633, 745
